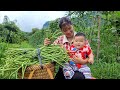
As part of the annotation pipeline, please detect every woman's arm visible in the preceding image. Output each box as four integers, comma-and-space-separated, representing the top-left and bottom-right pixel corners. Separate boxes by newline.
53, 35, 63, 45
86, 46, 94, 64
44, 35, 63, 46
88, 52, 94, 64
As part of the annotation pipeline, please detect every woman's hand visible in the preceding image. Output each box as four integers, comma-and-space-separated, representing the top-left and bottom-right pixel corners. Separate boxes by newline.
44, 38, 51, 46
88, 59, 94, 64
67, 50, 76, 57
72, 55, 89, 65
72, 55, 82, 64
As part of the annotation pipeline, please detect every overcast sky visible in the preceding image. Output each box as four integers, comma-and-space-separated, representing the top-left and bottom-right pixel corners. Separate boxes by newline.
0, 11, 67, 32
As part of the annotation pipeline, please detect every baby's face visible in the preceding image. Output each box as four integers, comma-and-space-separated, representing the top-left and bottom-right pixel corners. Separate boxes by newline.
73, 36, 86, 49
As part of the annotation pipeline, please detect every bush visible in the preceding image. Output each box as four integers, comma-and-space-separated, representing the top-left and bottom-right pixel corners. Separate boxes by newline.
89, 60, 120, 79
0, 42, 8, 65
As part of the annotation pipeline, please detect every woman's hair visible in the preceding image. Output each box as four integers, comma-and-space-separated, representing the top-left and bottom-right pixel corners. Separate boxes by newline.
59, 17, 72, 29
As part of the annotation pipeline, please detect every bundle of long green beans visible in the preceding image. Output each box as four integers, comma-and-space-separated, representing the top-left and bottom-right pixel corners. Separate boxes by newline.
0, 45, 70, 79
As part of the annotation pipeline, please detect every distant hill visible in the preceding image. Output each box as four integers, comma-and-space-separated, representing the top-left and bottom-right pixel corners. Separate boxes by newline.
42, 21, 50, 29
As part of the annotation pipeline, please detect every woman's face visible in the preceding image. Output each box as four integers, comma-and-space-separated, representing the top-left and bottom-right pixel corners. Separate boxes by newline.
61, 24, 74, 38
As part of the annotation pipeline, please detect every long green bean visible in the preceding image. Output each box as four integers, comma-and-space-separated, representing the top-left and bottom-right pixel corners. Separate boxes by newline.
0, 45, 70, 79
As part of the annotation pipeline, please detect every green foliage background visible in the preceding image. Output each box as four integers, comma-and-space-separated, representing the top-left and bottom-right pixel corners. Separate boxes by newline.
0, 11, 120, 79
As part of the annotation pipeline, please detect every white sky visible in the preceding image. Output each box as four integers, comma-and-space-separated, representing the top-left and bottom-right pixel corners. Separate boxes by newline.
0, 11, 67, 32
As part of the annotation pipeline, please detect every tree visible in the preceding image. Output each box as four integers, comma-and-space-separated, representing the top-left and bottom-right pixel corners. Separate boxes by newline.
31, 28, 39, 34
1, 15, 26, 43
2, 15, 10, 24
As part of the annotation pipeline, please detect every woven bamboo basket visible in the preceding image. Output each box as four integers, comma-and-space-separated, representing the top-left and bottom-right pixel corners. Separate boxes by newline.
18, 62, 55, 79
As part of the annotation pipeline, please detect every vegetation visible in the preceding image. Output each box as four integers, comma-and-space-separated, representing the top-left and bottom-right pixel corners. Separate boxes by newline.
0, 11, 120, 79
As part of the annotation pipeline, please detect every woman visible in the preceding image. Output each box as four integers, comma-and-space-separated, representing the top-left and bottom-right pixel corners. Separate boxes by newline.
44, 17, 89, 79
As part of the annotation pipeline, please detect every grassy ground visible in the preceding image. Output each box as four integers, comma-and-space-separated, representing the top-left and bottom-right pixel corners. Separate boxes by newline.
89, 60, 120, 79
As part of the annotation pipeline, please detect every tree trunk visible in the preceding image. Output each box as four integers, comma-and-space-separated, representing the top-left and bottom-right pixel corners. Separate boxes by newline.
97, 15, 101, 61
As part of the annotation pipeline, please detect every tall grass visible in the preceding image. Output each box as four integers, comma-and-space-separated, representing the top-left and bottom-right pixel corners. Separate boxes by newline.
89, 60, 120, 79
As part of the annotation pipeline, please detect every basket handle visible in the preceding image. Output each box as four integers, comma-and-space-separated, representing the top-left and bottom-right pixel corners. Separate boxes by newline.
44, 65, 54, 79
28, 70, 35, 79
28, 65, 54, 79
